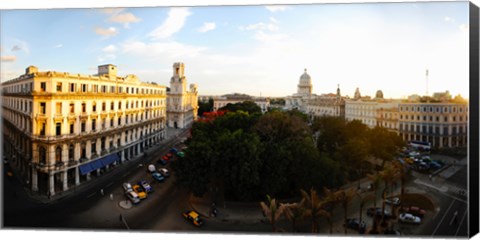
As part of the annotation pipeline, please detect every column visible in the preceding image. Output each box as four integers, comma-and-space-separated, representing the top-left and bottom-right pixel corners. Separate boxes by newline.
32, 168, 38, 192
121, 150, 125, 163
49, 173, 55, 197
75, 167, 80, 186
62, 171, 68, 191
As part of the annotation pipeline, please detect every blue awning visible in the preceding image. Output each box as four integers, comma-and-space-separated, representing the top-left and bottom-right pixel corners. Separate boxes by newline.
79, 163, 94, 175
79, 153, 120, 175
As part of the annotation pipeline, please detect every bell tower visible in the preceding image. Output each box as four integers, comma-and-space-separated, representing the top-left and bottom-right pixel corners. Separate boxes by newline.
170, 62, 187, 94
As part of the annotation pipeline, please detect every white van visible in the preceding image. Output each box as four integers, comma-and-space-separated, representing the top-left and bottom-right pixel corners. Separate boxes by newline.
148, 164, 156, 173
126, 191, 140, 204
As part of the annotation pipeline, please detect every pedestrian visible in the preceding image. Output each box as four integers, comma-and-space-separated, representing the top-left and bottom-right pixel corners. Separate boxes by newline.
110, 193, 113, 200
100, 188, 104, 196
119, 214, 123, 222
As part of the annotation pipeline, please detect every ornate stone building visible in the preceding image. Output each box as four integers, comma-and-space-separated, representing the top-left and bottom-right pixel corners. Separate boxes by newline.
212, 93, 270, 113
398, 101, 468, 148
166, 62, 199, 129
305, 85, 345, 118
2, 64, 167, 197
285, 69, 314, 111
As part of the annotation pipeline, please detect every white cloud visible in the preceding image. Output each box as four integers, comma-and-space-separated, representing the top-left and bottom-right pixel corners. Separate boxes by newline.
121, 40, 207, 60
108, 12, 141, 28
148, 8, 191, 40
1, 55, 16, 62
11, 45, 21, 51
97, 54, 116, 63
265, 5, 290, 13
197, 22, 216, 33
54, 44, 63, 48
444, 16, 454, 22
94, 26, 119, 37
102, 44, 117, 53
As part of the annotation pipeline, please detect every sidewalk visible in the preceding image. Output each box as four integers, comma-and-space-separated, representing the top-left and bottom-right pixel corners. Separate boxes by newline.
12, 127, 188, 205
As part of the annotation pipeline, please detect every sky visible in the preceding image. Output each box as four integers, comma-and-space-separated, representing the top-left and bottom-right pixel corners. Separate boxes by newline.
0, 0, 471, 99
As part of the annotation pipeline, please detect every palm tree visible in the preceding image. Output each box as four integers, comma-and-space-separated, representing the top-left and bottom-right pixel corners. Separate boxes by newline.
281, 199, 305, 232
356, 192, 375, 233
259, 194, 285, 232
336, 187, 357, 234
392, 160, 407, 212
379, 163, 400, 231
322, 187, 340, 234
301, 188, 328, 233
367, 172, 382, 208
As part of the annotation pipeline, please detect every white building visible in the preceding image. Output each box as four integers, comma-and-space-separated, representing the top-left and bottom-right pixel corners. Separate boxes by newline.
2, 64, 167, 197
285, 69, 315, 111
166, 62, 199, 129
213, 93, 270, 113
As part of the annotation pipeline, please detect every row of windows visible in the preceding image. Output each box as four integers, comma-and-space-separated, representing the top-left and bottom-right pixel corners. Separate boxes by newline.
399, 123, 466, 134
42, 81, 164, 95
2, 82, 34, 94
400, 105, 468, 114
37, 128, 164, 164
37, 113, 165, 136
399, 114, 467, 122
3, 97, 33, 113
38, 99, 165, 115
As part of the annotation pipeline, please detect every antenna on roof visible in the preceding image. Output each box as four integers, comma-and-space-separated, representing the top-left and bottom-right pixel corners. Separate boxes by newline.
425, 69, 429, 97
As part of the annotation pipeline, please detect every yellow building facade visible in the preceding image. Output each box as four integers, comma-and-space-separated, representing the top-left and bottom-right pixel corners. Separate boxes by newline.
2, 64, 167, 197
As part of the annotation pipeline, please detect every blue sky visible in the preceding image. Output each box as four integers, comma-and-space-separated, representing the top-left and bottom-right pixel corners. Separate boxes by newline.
0, 1, 470, 99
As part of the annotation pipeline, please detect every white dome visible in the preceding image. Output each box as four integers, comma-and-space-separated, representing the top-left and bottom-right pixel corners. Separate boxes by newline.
300, 68, 311, 83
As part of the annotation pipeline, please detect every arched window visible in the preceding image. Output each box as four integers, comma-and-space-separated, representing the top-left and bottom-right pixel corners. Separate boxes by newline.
56, 146, 62, 163
69, 144, 74, 161
39, 146, 47, 165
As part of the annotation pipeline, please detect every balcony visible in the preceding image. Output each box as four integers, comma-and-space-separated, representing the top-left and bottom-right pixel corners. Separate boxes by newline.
54, 114, 64, 122
68, 113, 77, 121
79, 112, 89, 121
35, 113, 48, 121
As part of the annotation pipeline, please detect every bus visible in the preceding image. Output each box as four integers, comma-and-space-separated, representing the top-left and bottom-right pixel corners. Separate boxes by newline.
409, 140, 431, 151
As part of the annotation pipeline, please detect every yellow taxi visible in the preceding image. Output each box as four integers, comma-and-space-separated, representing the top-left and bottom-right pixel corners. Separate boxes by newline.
132, 184, 147, 199
182, 210, 204, 227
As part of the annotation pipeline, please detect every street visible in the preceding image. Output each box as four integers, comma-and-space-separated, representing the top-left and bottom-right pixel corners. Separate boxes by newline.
2, 135, 470, 237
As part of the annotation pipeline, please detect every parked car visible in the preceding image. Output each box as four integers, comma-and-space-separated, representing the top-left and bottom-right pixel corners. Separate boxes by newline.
385, 197, 401, 206
139, 180, 153, 193
170, 148, 178, 154
166, 153, 173, 158
159, 168, 170, 177
343, 218, 366, 233
428, 161, 443, 170
123, 182, 133, 192
157, 158, 168, 166
403, 206, 426, 218
183, 210, 204, 227
367, 207, 392, 219
177, 151, 185, 158
126, 191, 140, 204
147, 164, 156, 173
152, 172, 165, 182
132, 184, 147, 199
399, 213, 421, 224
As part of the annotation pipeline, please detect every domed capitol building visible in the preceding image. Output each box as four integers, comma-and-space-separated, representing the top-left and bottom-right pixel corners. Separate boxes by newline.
285, 69, 314, 111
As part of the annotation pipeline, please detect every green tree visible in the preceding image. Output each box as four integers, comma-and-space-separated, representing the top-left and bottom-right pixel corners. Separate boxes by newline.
197, 98, 213, 116
219, 100, 262, 114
